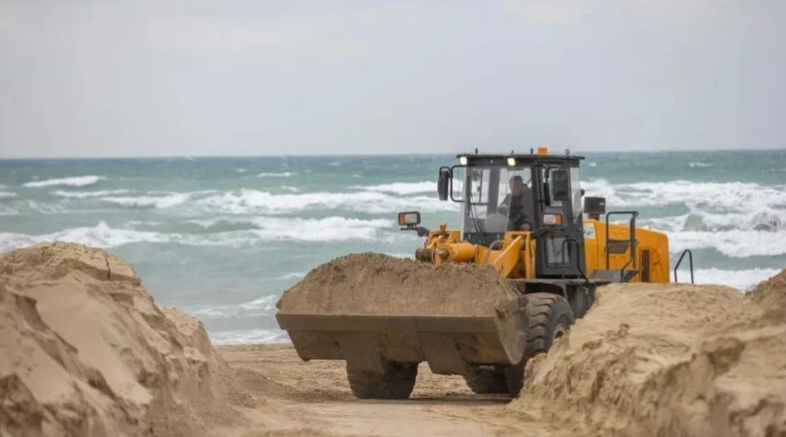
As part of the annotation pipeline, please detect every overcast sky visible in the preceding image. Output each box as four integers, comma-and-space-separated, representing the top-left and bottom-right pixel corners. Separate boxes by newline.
0, 0, 784, 158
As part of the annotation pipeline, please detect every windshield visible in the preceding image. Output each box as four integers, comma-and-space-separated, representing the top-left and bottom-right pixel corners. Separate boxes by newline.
459, 166, 534, 239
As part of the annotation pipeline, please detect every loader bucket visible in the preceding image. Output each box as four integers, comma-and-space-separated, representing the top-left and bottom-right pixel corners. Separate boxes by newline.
276, 253, 527, 375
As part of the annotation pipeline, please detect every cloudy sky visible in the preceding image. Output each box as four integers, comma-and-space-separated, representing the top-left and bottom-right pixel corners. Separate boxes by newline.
0, 0, 784, 158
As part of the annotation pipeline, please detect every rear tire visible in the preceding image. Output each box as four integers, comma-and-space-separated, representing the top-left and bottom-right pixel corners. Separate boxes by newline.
347, 361, 418, 399
463, 365, 508, 394
505, 293, 574, 396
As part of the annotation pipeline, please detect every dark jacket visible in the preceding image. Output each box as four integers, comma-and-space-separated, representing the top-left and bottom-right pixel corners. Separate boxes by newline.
501, 188, 534, 230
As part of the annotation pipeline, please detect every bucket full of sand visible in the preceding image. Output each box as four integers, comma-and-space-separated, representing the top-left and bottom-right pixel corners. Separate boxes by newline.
276, 253, 528, 376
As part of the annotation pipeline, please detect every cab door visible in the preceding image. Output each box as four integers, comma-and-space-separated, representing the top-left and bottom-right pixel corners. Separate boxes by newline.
533, 163, 587, 278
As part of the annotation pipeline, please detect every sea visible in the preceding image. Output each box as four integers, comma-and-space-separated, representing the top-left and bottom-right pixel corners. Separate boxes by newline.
1, 150, 785, 345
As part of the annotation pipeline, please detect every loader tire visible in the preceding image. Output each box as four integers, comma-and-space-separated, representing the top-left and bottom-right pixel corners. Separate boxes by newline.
347, 361, 418, 399
463, 365, 508, 394
505, 293, 574, 397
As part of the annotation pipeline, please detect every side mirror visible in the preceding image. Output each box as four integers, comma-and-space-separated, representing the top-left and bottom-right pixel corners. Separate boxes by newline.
437, 167, 451, 201
552, 169, 571, 201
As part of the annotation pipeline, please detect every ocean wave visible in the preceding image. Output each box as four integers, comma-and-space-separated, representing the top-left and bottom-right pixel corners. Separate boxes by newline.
642, 208, 785, 234
354, 181, 435, 195
52, 189, 130, 199
256, 172, 294, 178
0, 216, 395, 253
197, 189, 457, 215
686, 268, 781, 291
689, 162, 713, 168
97, 190, 218, 209
23, 175, 105, 188
0, 191, 17, 199
583, 179, 786, 210
209, 329, 290, 345
275, 272, 306, 281
190, 294, 279, 320
280, 185, 300, 193
669, 229, 786, 258
100, 193, 193, 209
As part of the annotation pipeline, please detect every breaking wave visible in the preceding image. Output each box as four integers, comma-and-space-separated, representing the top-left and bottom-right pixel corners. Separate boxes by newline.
687, 268, 781, 291
256, 172, 295, 178
52, 189, 130, 199
209, 329, 290, 345
0, 216, 394, 252
197, 189, 457, 215
0, 191, 17, 199
24, 175, 105, 188
583, 179, 786, 210
353, 181, 435, 195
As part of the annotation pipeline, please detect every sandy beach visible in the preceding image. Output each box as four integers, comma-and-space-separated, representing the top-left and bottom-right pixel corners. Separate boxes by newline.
1, 243, 784, 437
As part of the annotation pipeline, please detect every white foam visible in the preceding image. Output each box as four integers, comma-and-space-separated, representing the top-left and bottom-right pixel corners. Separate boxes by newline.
247, 216, 392, 242
280, 185, 300, 193
689, 162, 713, 168
209, 329, 290, 345
354, 181, 435, 195
275, 272, 306, 281
384, 252, 415, 259
235, 168, 246, 173
24, 175, 105, 188
198, 189, 457, 215
0, 221, 168, 252
583, 179, 786, 210
0, 191, 17, 199
52, 189, 130, 199
0, 216, 397, 253
256, 172, 294, 178
98, 190, 218, 209
669, 229, 786, 258
681, 268, 781, 291
190, 294, 279, 320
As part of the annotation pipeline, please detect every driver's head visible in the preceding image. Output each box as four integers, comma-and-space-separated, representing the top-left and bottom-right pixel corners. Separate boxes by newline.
510, 175, 525, 195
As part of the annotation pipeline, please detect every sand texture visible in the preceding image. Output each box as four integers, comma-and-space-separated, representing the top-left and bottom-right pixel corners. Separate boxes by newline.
277, 253, 522, 317
0, 243, 241, 437
750, 267, 786, 309
2, 244, 785, 437
510, 283, 786, 437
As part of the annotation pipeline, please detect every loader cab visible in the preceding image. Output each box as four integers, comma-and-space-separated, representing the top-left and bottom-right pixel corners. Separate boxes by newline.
440, 152, 587, 278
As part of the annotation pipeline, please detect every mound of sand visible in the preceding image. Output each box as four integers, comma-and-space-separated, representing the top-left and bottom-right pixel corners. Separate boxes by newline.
278, 253, 523, 317
0, 243, 240, 437
510, 283, 786, 437
750, 267, 786, 309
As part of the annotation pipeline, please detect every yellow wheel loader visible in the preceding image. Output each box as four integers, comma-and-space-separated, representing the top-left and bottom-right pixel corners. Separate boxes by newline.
276, 150, 688, 399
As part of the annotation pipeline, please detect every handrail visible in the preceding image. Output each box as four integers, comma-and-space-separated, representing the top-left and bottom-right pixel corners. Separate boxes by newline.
605, 211, 640, 274
674, 249, 694, 284
560, 238, 590, 283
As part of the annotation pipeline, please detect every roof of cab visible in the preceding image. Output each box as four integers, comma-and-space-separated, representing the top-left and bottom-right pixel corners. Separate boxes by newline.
455, 153, 585, 163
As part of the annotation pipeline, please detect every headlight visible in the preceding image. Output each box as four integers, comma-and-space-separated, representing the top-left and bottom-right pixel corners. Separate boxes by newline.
543, 213, 563, 226
507, 157, 516, 166
459, 156, 468, 166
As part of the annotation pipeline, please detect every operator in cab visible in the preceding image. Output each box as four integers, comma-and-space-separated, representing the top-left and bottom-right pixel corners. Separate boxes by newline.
497, 175, 534, 231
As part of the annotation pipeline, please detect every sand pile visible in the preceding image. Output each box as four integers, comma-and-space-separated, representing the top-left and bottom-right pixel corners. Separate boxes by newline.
750, 267, 786, 309
510, 283, 786, 437
278, 253, 523, 317
0, 243, 241, 437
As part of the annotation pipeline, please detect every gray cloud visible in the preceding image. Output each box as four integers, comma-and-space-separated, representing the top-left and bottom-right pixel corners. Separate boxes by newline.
0, 0, 784, 158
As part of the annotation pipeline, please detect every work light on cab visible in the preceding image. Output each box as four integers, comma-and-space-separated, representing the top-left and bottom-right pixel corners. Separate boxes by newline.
543, 213, 563, 226
398, 211, 421, 227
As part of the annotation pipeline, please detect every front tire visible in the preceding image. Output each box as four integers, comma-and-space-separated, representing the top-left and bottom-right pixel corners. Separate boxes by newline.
505, 293, 574, 396
347, 361, 418, 399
